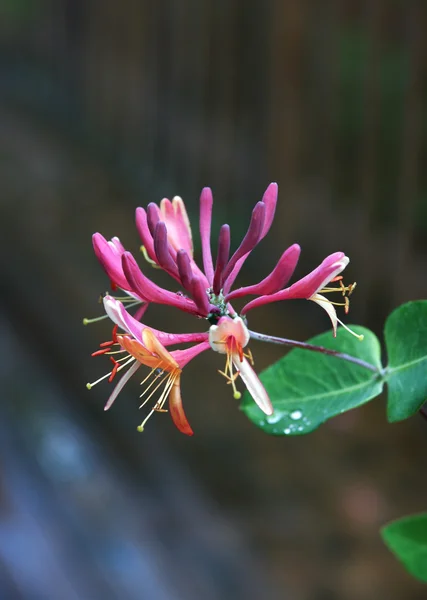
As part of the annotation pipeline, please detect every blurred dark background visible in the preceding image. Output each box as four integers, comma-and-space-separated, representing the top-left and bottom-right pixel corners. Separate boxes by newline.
1, 1, 427, 599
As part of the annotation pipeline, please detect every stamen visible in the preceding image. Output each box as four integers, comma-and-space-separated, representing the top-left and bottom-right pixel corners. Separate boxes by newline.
218, 347, 242, 400
139, 370, 170, 406
336, 318, 364, 341
86, 356, 135, 389
244, 348, 255, 366
91, 347, 111, 357
320, 281, 356, 296
319, 280, 357, 315
108, 358, 119, 383
137, 370, 179, 432
99, 325, 120, 348
139, 363, 163, 388
100, 340, 114, 347
140, 245, 161, 269
83, 301, 141, 326
83, 314, 109, 325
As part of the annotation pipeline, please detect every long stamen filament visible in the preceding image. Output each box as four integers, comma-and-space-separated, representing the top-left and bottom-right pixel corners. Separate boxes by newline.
140, 245, 161, 269
218, 349, 242, 400
86, 356, 135, 389
139, 370, 170, 407
137, 370, 179, 432
83, 314, 109, 325
139, 362, 163, 388
336, 317, 364, 341
83, 300, 142, 325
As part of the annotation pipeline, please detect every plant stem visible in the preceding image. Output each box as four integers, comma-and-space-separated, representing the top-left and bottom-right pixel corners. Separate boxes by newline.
419, 404, 427, 422
249, 330, 380, 374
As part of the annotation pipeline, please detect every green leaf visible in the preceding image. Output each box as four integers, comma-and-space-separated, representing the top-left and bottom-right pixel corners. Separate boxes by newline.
385, 301, 427, 422
381, 513, 427, 584
242, 326, 383, 435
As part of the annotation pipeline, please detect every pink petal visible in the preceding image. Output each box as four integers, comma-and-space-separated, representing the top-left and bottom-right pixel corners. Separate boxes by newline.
110, 236, 126, 253
302, 253, 349, 297
191, 276, 211, 316
135, 207, 157, 263
208, 316, 250, 352
171, 341, 211, 368
213, 224, 231, 294
104, 296, 209, 347
222, 254, 247, 295
160, 196, 194, 258
122, 252, 201, 315
147, 203, 161, 236
199, 187, 214, 284
232, 354, 273, 415
226, 244, 301, 301
133, 303, 149, 322
176, 249, 194, 291
222, 183, 279, 294
241, 252, 348, 314
153, 221, 180, 278
103, 295, 131, 331
92, 233, 131, 291
260, 182, 278, 239
221, 201, 265, 285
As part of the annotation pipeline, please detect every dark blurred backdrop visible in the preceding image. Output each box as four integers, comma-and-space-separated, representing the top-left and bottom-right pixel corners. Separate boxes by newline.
1, 1, 427, 599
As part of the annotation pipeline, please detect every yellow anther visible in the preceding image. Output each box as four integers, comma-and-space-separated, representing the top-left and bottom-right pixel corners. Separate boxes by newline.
244, 348, 255, 365
83, 314, 109, 325
218, 351, 243, 400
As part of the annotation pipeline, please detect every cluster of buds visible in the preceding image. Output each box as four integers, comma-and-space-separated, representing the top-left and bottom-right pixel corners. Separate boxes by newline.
86, 184, 358, 435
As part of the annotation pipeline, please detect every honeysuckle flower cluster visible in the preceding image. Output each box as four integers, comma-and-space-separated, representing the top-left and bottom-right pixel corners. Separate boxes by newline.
87, 184, 359, 435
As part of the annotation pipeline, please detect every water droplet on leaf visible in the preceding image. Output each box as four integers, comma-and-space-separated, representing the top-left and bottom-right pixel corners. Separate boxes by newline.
266, 412, 283, 424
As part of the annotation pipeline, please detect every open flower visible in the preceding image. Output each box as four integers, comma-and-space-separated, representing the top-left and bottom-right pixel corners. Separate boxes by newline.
88, 183, 359, 434
87, 296, 210, 435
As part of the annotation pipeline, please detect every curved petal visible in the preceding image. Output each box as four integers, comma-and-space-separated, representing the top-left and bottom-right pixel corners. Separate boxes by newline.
142, 328, 179, 369
103, 296, 209, 347
232, 354, 273, 415
171, 340, 211, 368
199, 187, 214, 284
104, 360, 141, 411
118, 335, 162, 368
160, 196, 194, 258
260, 182, 278, 239
221, 184, 277, 294
103, 295, 131, 331
135, 207, 157, 263
153, 221, 180, 278
122, 252, 200, 315
226, 244, 301, 301
209, 316, 250, 354
241, 253, 349, 314
221, 201, 265, 285
92, 233, 132, 291
310, 293, 338, 336
169, 375, 193, 436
